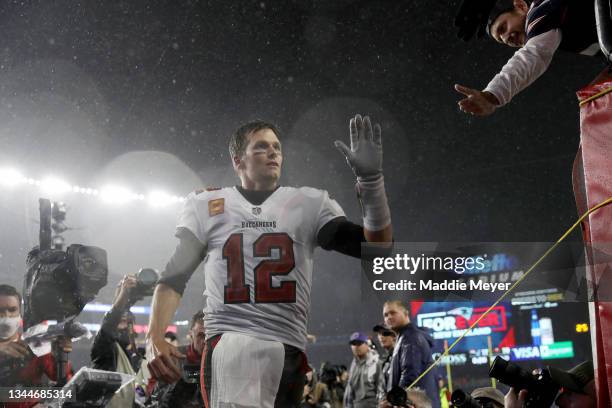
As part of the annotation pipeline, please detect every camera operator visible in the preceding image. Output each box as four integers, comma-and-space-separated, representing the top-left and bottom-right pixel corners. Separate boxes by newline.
0, 284, 73, 408
90, 275, 147, 408
146, 311, 204, 408
504, 360, 595, 408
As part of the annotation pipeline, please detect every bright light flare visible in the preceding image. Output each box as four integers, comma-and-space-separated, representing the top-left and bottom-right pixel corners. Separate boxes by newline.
40, 176, 72, 195
147, 190, 175, 207
0, 164, 185, 206
99, 185, 138, 204
0, 168, 26, 187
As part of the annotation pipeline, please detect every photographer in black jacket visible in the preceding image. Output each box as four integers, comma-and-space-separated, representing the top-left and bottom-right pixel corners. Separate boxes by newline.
90, 275, 146, 408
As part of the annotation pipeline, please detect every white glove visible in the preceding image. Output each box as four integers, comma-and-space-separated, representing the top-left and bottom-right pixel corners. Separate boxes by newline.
334, 114, 383, 180
334, 114, 390, 231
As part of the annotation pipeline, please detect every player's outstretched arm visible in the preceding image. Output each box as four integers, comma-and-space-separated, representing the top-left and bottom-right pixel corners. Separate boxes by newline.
146, 283, 185, 383
335, 114, 392, 243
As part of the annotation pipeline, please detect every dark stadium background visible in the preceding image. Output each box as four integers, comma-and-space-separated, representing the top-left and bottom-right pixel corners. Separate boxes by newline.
0, 0, 601, 378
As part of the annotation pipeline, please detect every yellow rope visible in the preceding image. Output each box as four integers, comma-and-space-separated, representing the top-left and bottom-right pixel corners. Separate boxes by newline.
579, 86, 612, 107
406, 196, 612, 390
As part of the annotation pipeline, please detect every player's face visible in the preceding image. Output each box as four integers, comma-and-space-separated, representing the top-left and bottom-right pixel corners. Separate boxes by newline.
238, 128, 282, 189
491, 10, 527, 48
190, 320, 206, 354
383, 304, 409, 331
0, 295, 20, 318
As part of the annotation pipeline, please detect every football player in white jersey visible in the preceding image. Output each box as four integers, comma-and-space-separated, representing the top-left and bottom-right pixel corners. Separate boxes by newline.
146, 114, 393, 408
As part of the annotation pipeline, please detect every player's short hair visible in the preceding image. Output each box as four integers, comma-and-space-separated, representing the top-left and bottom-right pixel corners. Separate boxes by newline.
384, 300, 409, 315
0, 284, 22, 310
406, 388, 432, 408
191, 310, 205, 329
229, 120, 281, 159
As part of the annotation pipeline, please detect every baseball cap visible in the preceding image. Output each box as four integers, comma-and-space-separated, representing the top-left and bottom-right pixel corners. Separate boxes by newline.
486, 0, 516, 36
349, 332, 368, 344
372, 324, 396, 336
549, 361, 594, 394
471, 387, 505, 406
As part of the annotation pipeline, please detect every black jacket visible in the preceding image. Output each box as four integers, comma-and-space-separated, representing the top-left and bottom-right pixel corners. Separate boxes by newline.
390, 324, 440, 408
90, 306, 142, 373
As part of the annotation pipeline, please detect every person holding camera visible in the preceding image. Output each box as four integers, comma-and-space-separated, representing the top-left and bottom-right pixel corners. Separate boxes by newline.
90, 275, 148, 408
0, 284, 73, 408
504, 360, 596, 408
146, 310, 205, 408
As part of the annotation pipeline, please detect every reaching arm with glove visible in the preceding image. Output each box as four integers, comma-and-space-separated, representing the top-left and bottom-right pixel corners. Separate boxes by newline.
334, 114, 393, 244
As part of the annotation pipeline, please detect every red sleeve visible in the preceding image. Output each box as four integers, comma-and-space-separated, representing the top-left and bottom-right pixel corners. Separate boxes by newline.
39, 352, 73, 383
8, 354, 72, 408
146, 376, 158, 396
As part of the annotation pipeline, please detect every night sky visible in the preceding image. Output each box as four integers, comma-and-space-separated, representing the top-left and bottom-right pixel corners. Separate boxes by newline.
0, 0, 603, 370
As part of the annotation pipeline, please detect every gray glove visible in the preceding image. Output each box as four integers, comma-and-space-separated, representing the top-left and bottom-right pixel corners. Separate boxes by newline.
334, 114, 383, 180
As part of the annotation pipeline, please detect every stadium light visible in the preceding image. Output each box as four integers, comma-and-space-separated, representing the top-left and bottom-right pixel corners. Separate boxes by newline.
147, 190, 174, 207
0, 168, 26, 187
40, 176, 72, 195
99, 185, 138, 205
0, 164, 186, 207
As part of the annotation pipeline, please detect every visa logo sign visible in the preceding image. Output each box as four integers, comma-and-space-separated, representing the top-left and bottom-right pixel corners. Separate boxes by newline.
509, 342, 574, 361
511, 346, 541, 360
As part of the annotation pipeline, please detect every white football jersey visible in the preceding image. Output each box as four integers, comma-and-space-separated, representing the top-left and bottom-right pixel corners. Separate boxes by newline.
177, 186, 345, 350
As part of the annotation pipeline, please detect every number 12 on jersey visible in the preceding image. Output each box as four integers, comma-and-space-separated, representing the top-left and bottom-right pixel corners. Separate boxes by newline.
223, 232, 296, 304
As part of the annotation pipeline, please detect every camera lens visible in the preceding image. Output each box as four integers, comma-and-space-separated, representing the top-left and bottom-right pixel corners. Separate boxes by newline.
137, 268, 159, 285
451, 389, 482, 408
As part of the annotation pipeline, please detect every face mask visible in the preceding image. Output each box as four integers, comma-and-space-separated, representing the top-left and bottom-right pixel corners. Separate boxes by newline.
117, 329, 131, 348
0, 316, 21, 339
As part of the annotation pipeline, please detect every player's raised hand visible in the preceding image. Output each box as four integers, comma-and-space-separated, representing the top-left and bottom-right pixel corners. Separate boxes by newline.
146, 336, 185, 383
334, 114, 383, 180
455, 84, 499, 116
